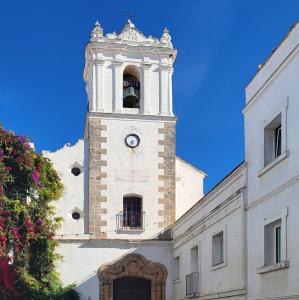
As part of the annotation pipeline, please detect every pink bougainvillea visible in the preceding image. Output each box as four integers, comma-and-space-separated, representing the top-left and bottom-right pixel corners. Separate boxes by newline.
0, 125, 67, 299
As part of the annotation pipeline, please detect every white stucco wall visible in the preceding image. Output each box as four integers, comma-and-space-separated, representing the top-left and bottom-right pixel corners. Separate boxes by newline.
100, 116, 166, 239
43, 140, 87, 235
244, 22, 299, 300
175, 157, 205, 220
172, 163, 246, 300
43, 134, 205, 239
56, 240, 172, 300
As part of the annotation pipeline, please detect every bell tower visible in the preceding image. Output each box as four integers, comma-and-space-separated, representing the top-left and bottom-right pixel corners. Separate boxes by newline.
83, 20, 177, 239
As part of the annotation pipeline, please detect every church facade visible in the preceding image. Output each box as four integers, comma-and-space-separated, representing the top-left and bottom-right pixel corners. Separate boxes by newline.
43, 20, 205, 300
43, 19, 299, 300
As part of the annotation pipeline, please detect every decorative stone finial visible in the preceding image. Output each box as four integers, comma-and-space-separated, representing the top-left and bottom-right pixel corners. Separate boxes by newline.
90, 20, 104, 42
160, 27, 173, 48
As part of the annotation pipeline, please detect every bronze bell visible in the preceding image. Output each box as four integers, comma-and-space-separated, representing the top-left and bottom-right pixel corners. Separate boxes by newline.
123, 87, 139, 108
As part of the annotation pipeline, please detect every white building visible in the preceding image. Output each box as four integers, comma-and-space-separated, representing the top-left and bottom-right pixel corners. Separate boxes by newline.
44, 19, 205, 300
171, 20, 299, 300
244, 20, 299, 300
44, 18, 299, 300
172, 163, 247, 300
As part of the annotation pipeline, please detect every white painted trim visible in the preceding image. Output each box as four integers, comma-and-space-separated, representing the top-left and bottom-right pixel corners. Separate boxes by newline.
259, 207, 289, 268
174, 163, 246, 231
256, 261, 289, 274
210, 225, 227, 270
257, 150, 289, 177
246, 175, 299, 210
243, 44, 299, 113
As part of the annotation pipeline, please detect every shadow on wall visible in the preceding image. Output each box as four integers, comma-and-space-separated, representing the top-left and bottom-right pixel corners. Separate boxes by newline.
73, 241, 170, 300
73, 247, 137, 300
75, 272, 98, 300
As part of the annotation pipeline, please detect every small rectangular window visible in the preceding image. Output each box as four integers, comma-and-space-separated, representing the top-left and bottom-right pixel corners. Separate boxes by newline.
264, 219, 282, 266
264, 114, 282, 166
173, 257, 180, 280
212, 231, 224, 266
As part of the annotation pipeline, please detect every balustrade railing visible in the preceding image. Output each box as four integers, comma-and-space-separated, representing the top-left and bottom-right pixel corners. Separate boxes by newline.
186, 272, 199, 296
116, 211, 145, 230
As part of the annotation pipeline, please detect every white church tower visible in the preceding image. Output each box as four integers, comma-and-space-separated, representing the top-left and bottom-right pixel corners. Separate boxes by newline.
43, 19, 205, 300
83, 19, 177, 239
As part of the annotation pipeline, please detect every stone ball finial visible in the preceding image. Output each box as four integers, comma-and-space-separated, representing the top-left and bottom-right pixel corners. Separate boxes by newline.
90, 20, 104, 42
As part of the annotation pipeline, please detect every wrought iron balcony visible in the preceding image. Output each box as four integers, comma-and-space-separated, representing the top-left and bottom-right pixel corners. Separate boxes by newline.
186, 272, 199, 297
116, 211, 145, 230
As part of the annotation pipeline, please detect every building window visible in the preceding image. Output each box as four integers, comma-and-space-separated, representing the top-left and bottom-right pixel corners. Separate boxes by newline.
186, 245, 199, 296
173, 256, 180, 280
264, 113, 282, 166
122, 196, 142, 229
212, 231, 224, 266
264, 219, 282, 266
123, 65, 140, 108
191, 246, 198, 273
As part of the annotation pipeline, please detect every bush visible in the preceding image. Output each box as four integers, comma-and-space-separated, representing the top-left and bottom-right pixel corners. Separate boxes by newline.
0, 126, 79, 299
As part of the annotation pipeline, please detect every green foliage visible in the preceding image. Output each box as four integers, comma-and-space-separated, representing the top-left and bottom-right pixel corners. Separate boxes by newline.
0, 126, 80, 299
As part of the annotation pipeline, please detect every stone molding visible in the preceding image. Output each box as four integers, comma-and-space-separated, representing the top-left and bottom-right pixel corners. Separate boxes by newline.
88, 117, 107, 237
98, 253, 167, 300
89, 19, 174, 49
88, 112, 176, 122
158, 122, 176, 230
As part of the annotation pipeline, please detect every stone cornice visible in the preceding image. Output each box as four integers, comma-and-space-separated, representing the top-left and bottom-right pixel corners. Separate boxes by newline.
173, 162, 246, 230
55, 236, 171, 246
87, 112, 177, 122
86, 41, 177, 57
172, 191, 244, 249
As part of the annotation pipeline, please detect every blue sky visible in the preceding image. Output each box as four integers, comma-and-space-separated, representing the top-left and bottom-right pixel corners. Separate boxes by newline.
0, 1, 298, 192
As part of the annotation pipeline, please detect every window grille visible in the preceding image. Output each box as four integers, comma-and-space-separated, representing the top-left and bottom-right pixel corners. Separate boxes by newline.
117, 196, 144, 230
186, 272, 199, 296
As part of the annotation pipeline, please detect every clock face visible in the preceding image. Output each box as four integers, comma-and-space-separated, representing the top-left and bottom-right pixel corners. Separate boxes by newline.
125, 134, 140, 148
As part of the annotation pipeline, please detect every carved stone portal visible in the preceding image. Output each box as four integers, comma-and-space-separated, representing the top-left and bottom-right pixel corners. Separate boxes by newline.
98, 253, 167, 300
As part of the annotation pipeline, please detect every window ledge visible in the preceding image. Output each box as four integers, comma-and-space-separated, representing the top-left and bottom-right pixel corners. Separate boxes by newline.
116, 228, 145, 233
211, 261, 226, 271
185, 293, 200, 299
258, 151, 289, 177
257, 261, 289, 274
173, 278, 182, 284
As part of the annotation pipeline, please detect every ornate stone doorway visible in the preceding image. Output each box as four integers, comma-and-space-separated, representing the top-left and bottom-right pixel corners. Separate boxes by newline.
98, 253, 167, 300
113, 277, 151, 300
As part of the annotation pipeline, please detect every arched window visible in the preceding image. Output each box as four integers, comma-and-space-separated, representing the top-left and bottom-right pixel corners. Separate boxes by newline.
122, 195, 143, 229
123, 66, 140, 108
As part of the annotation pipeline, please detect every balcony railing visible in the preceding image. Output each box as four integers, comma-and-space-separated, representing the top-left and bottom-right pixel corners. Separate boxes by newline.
186, 272, 199, 297
116, 211, 145, 230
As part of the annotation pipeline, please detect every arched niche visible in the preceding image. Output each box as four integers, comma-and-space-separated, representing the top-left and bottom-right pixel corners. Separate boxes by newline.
123, 65, 141, 108
98, 253, 167, 300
